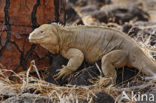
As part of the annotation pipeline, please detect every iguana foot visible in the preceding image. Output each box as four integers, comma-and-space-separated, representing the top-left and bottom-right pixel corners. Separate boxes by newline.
98, 77, 115, 87
91, 76, 113, 87
53, 65, 73, 80
96, 76, 114, 87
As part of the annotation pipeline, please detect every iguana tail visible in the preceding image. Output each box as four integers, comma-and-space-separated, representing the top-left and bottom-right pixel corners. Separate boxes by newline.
129, 48, 156, 77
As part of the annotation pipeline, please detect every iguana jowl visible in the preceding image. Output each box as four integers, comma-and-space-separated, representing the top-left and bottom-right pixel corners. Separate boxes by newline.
29, 24, 156, 84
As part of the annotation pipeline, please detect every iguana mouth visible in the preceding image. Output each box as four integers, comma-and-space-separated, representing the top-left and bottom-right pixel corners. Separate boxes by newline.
29, 34, 44, 43
29, 38, 38, 43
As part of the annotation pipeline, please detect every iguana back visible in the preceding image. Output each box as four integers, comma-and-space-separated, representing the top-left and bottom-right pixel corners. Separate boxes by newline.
58, 26, 135, 63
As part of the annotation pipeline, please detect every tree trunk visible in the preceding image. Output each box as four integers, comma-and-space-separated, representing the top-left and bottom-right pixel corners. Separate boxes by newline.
0, 0, 66, 74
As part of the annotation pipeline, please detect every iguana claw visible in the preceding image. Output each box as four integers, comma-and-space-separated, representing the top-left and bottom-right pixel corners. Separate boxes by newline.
53, 65, 72, 80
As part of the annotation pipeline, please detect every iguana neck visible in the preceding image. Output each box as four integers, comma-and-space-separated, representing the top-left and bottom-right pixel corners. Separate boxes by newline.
57, 27, 74, 52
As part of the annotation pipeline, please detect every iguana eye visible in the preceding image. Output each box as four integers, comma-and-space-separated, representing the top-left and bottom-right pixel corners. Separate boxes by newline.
40, 31, 44, 33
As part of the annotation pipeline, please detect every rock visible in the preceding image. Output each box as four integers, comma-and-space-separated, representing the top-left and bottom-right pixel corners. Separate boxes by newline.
68, 0, 112, 7
70, 65, 138, 86
69, 62, 101, 86
0, 80, 17, 101
2, 93, 54, 103
122, 23, 132, 33
3, 93, 89, 103
122, 21, 156, 46
66, 3, 82, 25
94, 4, 149, 24
75, 3, 149, 25
123, 21, 156, 38
116, 67, 139, 84
21, 87, 41, 94
123, 22, 156, 60
79, 5, 100, 16
45, 55, 68, 85
45, 55, 139, 86
46, 54, 101, 86
93, 92, 115, 103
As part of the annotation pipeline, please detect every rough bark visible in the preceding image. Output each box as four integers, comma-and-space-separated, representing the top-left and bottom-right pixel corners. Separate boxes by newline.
0, 0, 65, 75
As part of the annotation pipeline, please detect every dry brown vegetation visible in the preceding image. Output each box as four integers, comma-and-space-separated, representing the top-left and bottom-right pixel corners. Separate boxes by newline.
0, 60, 155, 103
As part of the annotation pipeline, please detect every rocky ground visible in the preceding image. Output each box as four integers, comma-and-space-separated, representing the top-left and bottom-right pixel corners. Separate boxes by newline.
1, 0, 156, 103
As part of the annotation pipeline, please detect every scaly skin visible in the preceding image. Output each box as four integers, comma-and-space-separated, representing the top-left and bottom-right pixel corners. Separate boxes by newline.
29, 24, 156, 84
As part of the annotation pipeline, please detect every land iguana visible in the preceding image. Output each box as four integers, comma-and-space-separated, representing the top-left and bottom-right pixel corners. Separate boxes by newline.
28, 23, 156, 84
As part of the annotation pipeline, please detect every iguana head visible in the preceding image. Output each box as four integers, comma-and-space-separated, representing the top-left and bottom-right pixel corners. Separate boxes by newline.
29, 24, 59, 54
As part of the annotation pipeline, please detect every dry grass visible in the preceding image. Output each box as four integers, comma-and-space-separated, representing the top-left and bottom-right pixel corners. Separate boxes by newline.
0, 60, 155, 103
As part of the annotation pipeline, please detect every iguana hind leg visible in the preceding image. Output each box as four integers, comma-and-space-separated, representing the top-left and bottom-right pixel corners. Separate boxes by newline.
101, 50, 128, 84
54, 48, 84, 80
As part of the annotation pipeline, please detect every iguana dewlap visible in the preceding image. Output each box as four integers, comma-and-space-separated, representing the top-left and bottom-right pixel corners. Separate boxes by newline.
29, 24, 156, 84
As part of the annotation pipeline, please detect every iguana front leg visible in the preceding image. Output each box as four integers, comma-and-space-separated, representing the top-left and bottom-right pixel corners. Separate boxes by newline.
54, 48, 84, 80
